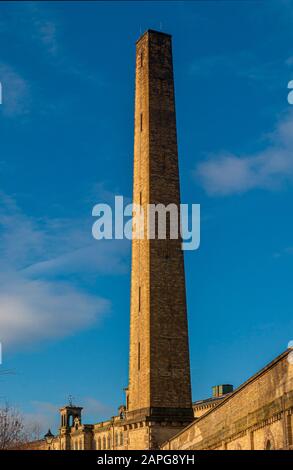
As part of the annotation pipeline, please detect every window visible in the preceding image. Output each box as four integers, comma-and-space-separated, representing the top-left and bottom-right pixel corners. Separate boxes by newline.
103, 436, 106, 449
120, 432, 124, 446
140, 51, 143, 67
107, 435, 111, 450
138, 286, 141, 312
266, 440, 272, 450
98, 437, 101, 450
140, 113, 143, 132
115, 432, 119, 447
138, 342, 140, 370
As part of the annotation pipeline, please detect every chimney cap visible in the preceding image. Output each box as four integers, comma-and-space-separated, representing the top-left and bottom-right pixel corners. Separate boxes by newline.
136, 29, 172, 44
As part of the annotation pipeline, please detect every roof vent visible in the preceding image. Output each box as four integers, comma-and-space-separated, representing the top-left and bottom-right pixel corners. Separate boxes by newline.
212, 384, 233, 398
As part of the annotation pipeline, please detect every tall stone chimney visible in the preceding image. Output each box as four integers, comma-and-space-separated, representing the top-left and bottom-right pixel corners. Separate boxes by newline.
126, 30, 193, 449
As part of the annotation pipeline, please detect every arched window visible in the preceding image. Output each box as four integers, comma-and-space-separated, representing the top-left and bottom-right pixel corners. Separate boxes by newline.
107, 435, 111, 449
120, 431, 124, 446
266, 440, 272, 450
264, 433, 275, 450
103, 436, 106, 449
98, 437, 101, 450
115, 432, 119, 447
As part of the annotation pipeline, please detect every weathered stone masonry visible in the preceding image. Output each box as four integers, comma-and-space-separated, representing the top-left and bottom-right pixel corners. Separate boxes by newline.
127, 28, 194, 449
161, 350, 293, 450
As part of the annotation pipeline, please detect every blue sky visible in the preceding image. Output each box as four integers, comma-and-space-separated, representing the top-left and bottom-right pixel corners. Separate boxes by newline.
1, 0, 293, 434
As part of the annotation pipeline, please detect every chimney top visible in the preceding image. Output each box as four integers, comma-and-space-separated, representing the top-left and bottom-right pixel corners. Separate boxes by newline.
136, 29, 171, 44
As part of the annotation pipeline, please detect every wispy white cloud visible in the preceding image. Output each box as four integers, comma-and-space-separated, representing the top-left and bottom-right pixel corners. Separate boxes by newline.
21, 3, 59, 58
0, 4, 102, 119
273, 246, 293, 259
0, 63, 30, 117
24, 241, 128, 278
0, 190, 128, 349
22, 2, 99, 83
195, 110, 293, 196
35, 20, 58, 57
285, 56, 293, 67
0, 275, 109, 348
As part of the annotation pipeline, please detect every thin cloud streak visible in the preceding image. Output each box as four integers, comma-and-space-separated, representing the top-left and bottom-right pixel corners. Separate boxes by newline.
0, 63, 30, 117
0, 191, 127, 349
195, 110, 293, 196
